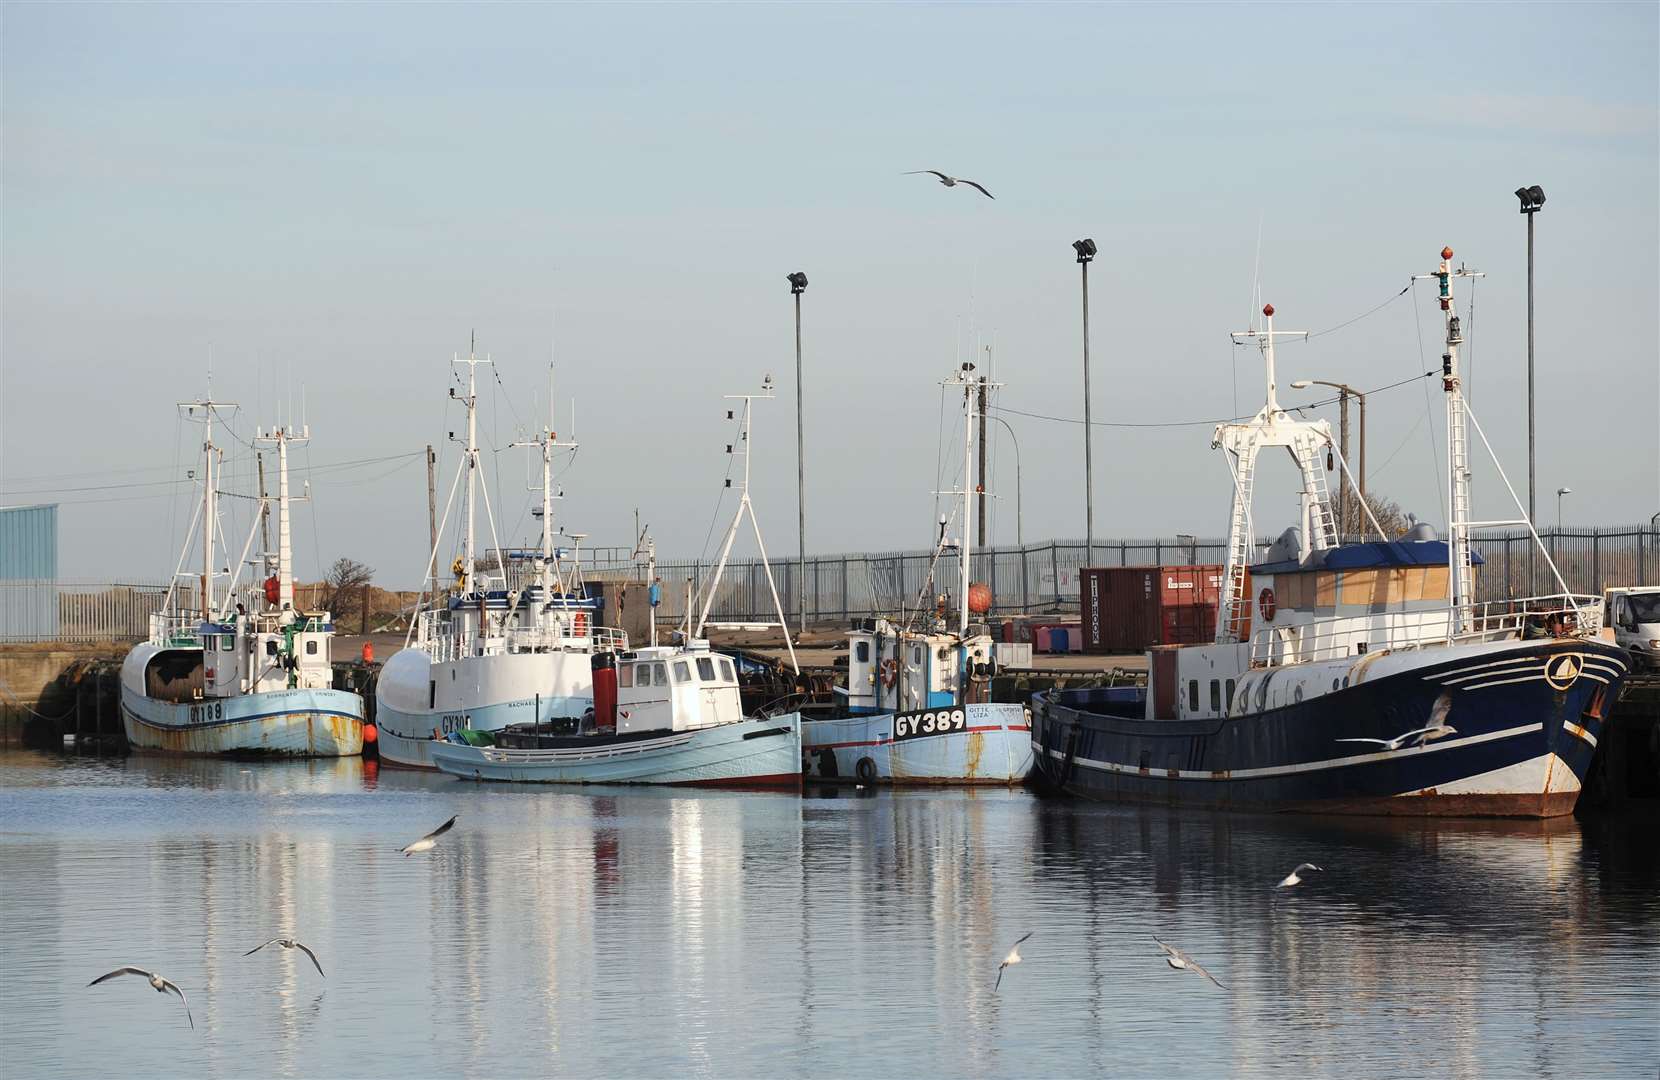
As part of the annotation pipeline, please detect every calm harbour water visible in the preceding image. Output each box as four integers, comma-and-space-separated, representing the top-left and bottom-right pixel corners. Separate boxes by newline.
0, 749, 1655, 1079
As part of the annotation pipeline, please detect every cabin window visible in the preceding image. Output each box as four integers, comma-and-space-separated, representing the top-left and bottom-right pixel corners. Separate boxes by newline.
618, 664, 633, 688
1188, 680, 1199, 713
720, 658, 735, 682
429, 681, 436, 709
220, 636, 234, 652
637, 664, 652, 687
305, 640, 318, 656
654, 663, 668, 685
673, 661, 690, 682
855, 641, 870, 663
265, 640, 278, 657
697, 657, 716, 682
1209, 680, 1221, 712
912, 646, 923, 665
1224, 679, 1236, 711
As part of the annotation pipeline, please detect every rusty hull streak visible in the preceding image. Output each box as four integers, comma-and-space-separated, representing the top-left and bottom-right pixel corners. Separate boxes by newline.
964, 731, 985, 779
132, 710, 362, 758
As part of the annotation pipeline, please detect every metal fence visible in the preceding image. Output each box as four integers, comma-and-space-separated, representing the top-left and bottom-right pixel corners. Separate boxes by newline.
648, 525, 1660, 626
0, 581, 186, 644
3, 526, 1655, 642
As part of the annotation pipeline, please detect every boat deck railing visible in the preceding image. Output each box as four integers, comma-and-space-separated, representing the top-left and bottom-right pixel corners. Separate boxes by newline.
1249, 593, 1605, 668
148, 611, 204, 647
412, 609, 628, 663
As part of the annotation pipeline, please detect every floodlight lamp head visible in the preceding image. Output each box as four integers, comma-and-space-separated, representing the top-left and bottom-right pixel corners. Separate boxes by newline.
787, 271, 808, 294
1073, 238, 1097, 263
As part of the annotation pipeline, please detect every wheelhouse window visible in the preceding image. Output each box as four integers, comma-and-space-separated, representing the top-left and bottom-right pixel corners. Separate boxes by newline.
720, 658, 735, 682
265, 640, 278, 657
1209, 680, 1221, 712
220, 635, 234, 652
654, 663, 669, 685
855, 641, 870, 663
618, 664, 633, 688
696, 657, 716, 682
673, 661, 690, 682
637, 664, 652, 687
912, 646, 923, 665
305, 640, 318, 656
1188, 680, 1199, 712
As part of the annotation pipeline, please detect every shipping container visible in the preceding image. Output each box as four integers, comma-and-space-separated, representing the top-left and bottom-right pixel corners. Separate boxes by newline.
1080, 565, 1246, 653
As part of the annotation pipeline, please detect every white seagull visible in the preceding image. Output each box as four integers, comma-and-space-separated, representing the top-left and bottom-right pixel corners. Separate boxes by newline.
994, 931, 1033, 993
1336, 694, 1456, 752
1153, 936, 1226, 990
87, 967, 194, 1029
1276, 863, 1323, 888
904, 170, 995, 200
401, 814, 458, 856
245, 937, 325, 977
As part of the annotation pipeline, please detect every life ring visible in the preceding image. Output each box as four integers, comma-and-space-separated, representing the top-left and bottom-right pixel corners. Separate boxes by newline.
1259, 587, 1277, 623
855, 757, 878, 784
879, 658, 899, 688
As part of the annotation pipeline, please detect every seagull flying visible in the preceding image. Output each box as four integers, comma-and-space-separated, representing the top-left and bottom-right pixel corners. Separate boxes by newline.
1336, 696, 1457, 752
401, 814, 458, 856
994, 932, 1033, 993
1276, 863, 1323, 888
87, 967, 194, 1029
245, 937, 325, 977
904, 170, 995, 200
1153, 936, 1226, 990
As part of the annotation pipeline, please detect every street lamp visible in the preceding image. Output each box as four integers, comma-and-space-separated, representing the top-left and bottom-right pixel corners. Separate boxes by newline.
986, 413, 1023, 548
1073, 238, 1097, 567
787, 270, 808, 634
1516, 184, 1545, 586
1556, 486, 1571, 533
1290, 378, 1367, 538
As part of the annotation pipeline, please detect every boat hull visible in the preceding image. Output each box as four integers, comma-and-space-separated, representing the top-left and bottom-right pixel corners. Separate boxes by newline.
120, 686, 364, 758
1032, 640, 1627, 817
429, 714, 802, 788
802, 703, 1033, 785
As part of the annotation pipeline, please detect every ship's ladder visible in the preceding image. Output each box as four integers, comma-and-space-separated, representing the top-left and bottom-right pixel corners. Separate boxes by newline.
1219, 448, 1257, 642
1292, 435, 1340, 550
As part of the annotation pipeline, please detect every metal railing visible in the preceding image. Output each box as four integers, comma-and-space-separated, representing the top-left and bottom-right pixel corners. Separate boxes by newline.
1249, 593, 1606, 667
410, 608, 628, 663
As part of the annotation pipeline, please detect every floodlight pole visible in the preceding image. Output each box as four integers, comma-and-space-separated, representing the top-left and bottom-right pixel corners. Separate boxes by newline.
1074, 239, 1096, 567
789, 272, 808, 636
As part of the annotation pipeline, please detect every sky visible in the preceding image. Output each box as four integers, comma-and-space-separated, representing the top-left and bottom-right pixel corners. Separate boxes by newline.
3, 2, 1656, 587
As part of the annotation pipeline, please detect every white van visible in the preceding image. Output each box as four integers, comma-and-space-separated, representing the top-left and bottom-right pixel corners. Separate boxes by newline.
1604, 587, 1660, 672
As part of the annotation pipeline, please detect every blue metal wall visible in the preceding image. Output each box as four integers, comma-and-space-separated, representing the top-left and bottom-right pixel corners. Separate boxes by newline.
0, 504, 58, 580
0, 504, 59, 639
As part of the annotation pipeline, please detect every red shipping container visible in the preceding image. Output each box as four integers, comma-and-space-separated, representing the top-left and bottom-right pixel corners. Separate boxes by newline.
1080, 565, 1245, 653
1033, 627, 1053, 654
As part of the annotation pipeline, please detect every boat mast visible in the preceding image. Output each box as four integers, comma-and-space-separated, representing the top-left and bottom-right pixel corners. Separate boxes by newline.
202, 402, 214, 618
1416, 247, 1484, 633
454, 334, 491, 597
959, 366, 975, 637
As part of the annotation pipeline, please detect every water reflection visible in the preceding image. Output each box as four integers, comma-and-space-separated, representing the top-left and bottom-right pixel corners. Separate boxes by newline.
0, 750, 1654, 1078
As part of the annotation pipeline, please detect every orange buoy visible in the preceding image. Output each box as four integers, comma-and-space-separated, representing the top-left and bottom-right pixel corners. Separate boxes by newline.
967, 582, 993, 614
362, 722, 378, 743
361, 641, 374, 663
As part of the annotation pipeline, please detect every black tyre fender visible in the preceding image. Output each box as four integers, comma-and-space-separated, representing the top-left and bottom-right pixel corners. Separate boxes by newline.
855, 756, 878, 785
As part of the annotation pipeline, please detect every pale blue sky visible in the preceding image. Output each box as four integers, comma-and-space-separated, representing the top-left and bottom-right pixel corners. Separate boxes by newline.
3, 2, 1656, 585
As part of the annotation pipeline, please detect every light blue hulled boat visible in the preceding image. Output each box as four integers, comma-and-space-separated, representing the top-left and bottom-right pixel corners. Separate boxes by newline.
801, 363, 1031, 786
120, 404, 363, 758
430, 642, 802, 788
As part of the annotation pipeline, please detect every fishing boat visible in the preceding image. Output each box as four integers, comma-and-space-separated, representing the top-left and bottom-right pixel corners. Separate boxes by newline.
120, 402, 365, 757
1032, 248, 1629, 817
800, 363, 1032, 785
375, 347, 626, 769
430, 641, 801, 786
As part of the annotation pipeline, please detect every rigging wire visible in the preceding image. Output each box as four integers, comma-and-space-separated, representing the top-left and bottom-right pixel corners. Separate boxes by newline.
1306, 284, 1412, 340
1410, 282, 1449, 524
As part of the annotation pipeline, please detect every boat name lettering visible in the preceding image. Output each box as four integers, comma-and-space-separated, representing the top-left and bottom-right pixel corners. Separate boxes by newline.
440, 713, 467, 734
189, 702, 225, 724
892, 707, 967, 741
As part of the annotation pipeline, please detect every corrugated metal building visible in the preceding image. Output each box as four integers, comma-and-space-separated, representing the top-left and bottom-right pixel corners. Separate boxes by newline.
1, 504, 59, 640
